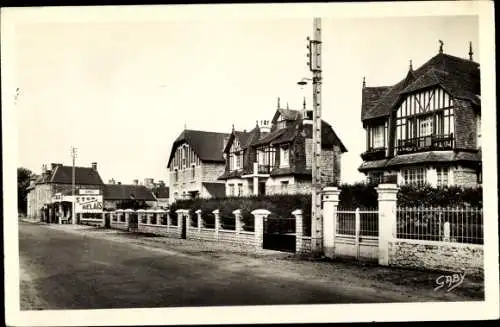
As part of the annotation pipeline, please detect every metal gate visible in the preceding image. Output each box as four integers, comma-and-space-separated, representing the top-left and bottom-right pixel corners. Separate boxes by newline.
128, 212, 138, 232
263, 216, 296, 253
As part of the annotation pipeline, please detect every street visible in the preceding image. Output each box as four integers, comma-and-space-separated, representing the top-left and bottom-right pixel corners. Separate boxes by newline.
18, 221, 483, 310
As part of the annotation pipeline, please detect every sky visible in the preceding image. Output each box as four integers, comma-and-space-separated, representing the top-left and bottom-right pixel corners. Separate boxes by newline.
12, 9, 479, 186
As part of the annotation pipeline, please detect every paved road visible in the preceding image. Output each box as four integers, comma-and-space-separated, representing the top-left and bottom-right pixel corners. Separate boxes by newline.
18, 222, 478, 310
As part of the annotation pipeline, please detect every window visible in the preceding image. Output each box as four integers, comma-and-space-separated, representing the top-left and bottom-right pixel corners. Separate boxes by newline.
280, 147, 289, 167
235, 153, 241, 170
436, 167, 449, 187
174, 169, 179, 182
229, 154, 234, 171
280, 181, 289, 193
191, 165, 195, 179
228, 184, 234, 196
182, 147, 186, 169
402, 168, 426, 186
420, 116, 433, 137
237, 184, 243, 196
371, 125, 385, 149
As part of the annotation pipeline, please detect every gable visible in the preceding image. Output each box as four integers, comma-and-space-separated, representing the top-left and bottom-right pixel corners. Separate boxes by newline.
396, 86, 453, 118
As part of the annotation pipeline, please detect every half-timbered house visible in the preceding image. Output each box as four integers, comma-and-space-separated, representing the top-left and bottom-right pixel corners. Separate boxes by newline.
359, 43, 481, 187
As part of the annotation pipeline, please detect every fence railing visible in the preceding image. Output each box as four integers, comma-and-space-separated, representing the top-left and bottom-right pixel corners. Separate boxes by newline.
336, 208, 379, 237
396, 207, 483, 244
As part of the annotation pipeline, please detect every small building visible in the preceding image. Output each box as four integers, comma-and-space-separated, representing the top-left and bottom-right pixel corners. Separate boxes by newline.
26, 162, 104, 223
218, 100, 347, 196
167, 129, 229, 202
358, 43, 481, 187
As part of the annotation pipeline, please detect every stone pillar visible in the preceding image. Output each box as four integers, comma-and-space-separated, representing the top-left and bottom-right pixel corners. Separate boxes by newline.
251, 209, 270, 249
322, 186, 340, 259
166, 211, 171, 229
195, 209, 202, 232
176, 209, 187, 238
427, 167, 438, 187
376, 183, 399, 266
146, 212, 152, 225
233, 209, 242, 235
124, 211, 131, 229
213, 209, 220, 239
156, 212, 162, 225
58, 203, 63, 224
292, 209, 304, 253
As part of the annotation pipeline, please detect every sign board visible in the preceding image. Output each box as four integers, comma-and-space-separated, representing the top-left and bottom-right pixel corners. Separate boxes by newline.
75, 195, 103, 213
79, 189, 101, 195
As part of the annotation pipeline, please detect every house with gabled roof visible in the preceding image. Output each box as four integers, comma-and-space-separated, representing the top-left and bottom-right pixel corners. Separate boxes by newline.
359, 42, 481, 187
26, 162, 104, 223
167, 129, 229, 202
103, 181, 157, 210
218, 99, 347, 196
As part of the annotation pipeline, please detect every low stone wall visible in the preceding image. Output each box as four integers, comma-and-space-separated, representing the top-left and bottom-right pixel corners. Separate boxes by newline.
186, 226, 256, 247
389, 239, 483, 275
138, 223, 181, 238
110, 220, 128, 231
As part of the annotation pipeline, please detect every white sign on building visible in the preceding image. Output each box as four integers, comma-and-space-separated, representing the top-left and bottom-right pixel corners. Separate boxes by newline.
75, 195, 103, 213
79, 189, 101, 195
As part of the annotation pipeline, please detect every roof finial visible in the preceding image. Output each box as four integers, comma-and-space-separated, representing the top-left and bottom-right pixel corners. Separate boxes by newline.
184, 121, 187, 130
232, 124, 235, 131
277, 97, 280, 109
439, 40, 443, 54
286, 102, 289, 110
362, 76, 366, 88
409, 59, 413, 71
303, 96, 306, 110
469, 41, 474, 61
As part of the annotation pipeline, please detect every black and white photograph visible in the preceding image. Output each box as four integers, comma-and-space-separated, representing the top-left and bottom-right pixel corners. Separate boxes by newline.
2, 1, 498, 325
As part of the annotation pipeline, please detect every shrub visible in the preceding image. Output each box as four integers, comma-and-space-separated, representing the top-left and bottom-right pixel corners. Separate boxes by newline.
397, 184, 482, 207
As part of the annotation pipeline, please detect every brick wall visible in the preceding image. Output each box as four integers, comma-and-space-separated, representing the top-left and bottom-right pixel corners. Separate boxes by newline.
454, 99, 478, 150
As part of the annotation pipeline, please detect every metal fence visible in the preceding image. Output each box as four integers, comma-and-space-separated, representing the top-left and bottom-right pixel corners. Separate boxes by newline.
336, 208, 379, 237
396, 207, 483, 244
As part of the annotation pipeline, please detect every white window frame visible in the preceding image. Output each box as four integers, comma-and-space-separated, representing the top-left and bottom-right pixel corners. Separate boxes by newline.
436, 167, 449, 187
280, 180, 289, 193
237, 183, 243, 196
228, 184, 234, 196
402, 168, 426, 186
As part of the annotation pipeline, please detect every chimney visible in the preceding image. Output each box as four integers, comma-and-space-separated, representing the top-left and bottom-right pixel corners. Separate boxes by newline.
51, 163, 61, 170
258, 120, 271, 133
133, 179, 139, 185
108, 178, 115, 184
144, 178, 154, 188
117, 181, 121, 185
158, 180, 165, 187
91, 162, 97, 170
42, 164, 47, 174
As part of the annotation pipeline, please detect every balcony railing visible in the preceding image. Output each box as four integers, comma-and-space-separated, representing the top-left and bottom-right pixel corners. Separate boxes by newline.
396, 134, 454, 154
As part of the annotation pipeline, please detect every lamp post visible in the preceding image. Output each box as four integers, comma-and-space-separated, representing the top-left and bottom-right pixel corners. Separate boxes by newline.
297, 17, 323, 255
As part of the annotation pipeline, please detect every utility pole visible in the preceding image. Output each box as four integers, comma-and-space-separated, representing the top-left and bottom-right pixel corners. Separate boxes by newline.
71, 146, 77, 225
307, 17, 323, 255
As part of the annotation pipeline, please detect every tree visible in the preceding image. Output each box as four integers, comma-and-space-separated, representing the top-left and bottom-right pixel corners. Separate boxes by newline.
18, 167, 33, 215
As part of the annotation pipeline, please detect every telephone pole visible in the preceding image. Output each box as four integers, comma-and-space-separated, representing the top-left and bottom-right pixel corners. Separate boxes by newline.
307, 17, 323, 254
71, 146, 77, 225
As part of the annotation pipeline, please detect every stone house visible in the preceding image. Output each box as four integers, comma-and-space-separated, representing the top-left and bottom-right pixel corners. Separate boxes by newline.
218, 102, 347, 196
167, 129, 228, 202
358, 43, 482, 187
26, 162, 104, 223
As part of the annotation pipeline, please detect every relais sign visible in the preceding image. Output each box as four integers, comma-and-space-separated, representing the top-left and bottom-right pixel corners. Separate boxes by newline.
75, 189, 103, 213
